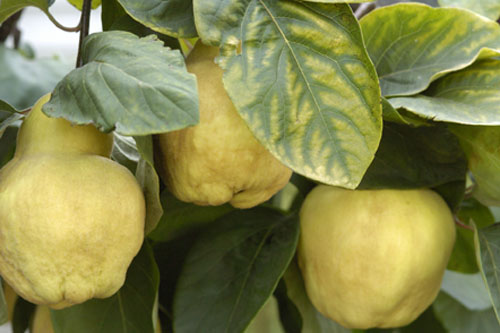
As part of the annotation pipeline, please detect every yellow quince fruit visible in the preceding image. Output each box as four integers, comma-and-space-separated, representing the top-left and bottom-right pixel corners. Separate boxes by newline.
0, 94, 145, 309
298, 185, 456, 329
154, 41, 292, 209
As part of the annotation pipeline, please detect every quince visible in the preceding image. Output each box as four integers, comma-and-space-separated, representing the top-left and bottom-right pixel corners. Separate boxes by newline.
298, 186, 456, 329
0, 94, 145, 309
154, 42, 292, 209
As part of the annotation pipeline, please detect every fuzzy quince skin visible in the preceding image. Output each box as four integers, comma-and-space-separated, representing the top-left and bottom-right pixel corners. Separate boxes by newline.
0, 94, 145, 309
154, 42, 292, 209
298, 186, 456, 329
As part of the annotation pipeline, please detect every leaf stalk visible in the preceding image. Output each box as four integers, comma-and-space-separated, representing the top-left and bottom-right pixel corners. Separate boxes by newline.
76, 0, 92, 68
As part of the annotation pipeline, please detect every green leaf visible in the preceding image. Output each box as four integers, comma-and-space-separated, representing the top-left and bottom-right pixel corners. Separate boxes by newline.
116, 0, 196, 38
43, 31, 199, 136
441, 270, 493, 311
433, 292, 499, 332
301, 0, 373, 2
450, 125, 500, 206
0, 126, 18, 169
134, 136, 163, 235
153, 231, 202, 332
273, 280, 302, 333
197, 1, 382, 189
0, 100, 17, 114
148, 190, 234, 244
67, 0, 101, 10
358, 123, 467, 190
102, 0, 182, 51
382, 97, 409, 125
389, 59, 500, 125
361, 3, 500, 96
0, 0, 50, 23
475, 223, 500, 325
282, 260, 349, 333
0, 100, 23, 138
51, 241, 160, 333
448, 198, 494, 273
381, 97, 430, 126
438, 0, 500, 20
111, 133, 139, 173
12, 298, 35, 333
378, 0, 439, 6
173, 208, 300, 333
0, 45, 70, 110
433, 180, 466, 213
0, 282, 7, 325
245, 297, 285, 333
365, 308, 446, 333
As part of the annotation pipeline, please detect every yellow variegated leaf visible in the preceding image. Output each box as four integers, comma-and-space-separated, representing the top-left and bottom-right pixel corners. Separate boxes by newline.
389, 59, 500, 125
195, 0, 382, 189
361, 3, 500, 96
439, 0, 500, 20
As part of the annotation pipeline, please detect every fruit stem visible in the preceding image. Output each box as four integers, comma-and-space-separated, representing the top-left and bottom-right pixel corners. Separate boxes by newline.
46, 11, 81, 33
75, 0, 92, 68
454, 216, 474, 231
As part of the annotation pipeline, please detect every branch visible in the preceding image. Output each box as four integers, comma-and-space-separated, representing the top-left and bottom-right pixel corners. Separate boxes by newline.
76, 0, 92, 68
0, 10, 23, 45
355, 2, 376, 20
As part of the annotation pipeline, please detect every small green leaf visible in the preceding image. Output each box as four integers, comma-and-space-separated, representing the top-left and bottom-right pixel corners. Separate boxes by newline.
389, 59, 500, 125
111, 133, 139, 173
450, 125, 500, 206
301, 0, 373, 2
361, 3, 500, 96
438, 0, 500, 20
0, 100, 17, 114
283, 260, 349, 333
448, 198, 494, 273
0, 281, 7, 325
116, 0, 196, 38
12, 298, 35, 333
0, 45, 70, 110
475, 223, 500, 325
153, 231, 201, 332
381, 97, 431, 127
102, 0, 182, 51
0, 0, 50, 23
273, 280, 302, 333
0, 100, 23, 138
0, 127, 17, 169
66, 0, 101, 10
441, 270, 493, 311
43, 31, 199, 136
134, 136, 163, 235
173, 208, 300, 333
198, 0, 382, 188
358, 123, 467, 190
148, 190, 234, 244
51, 242, 160, 333
433, 292, 499, 332
245, 297, 285, 333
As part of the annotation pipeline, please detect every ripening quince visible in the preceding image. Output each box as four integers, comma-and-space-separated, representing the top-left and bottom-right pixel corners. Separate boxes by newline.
298, 186, 456, 329
154, 41, 292, 209
0, 94, 145, 309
